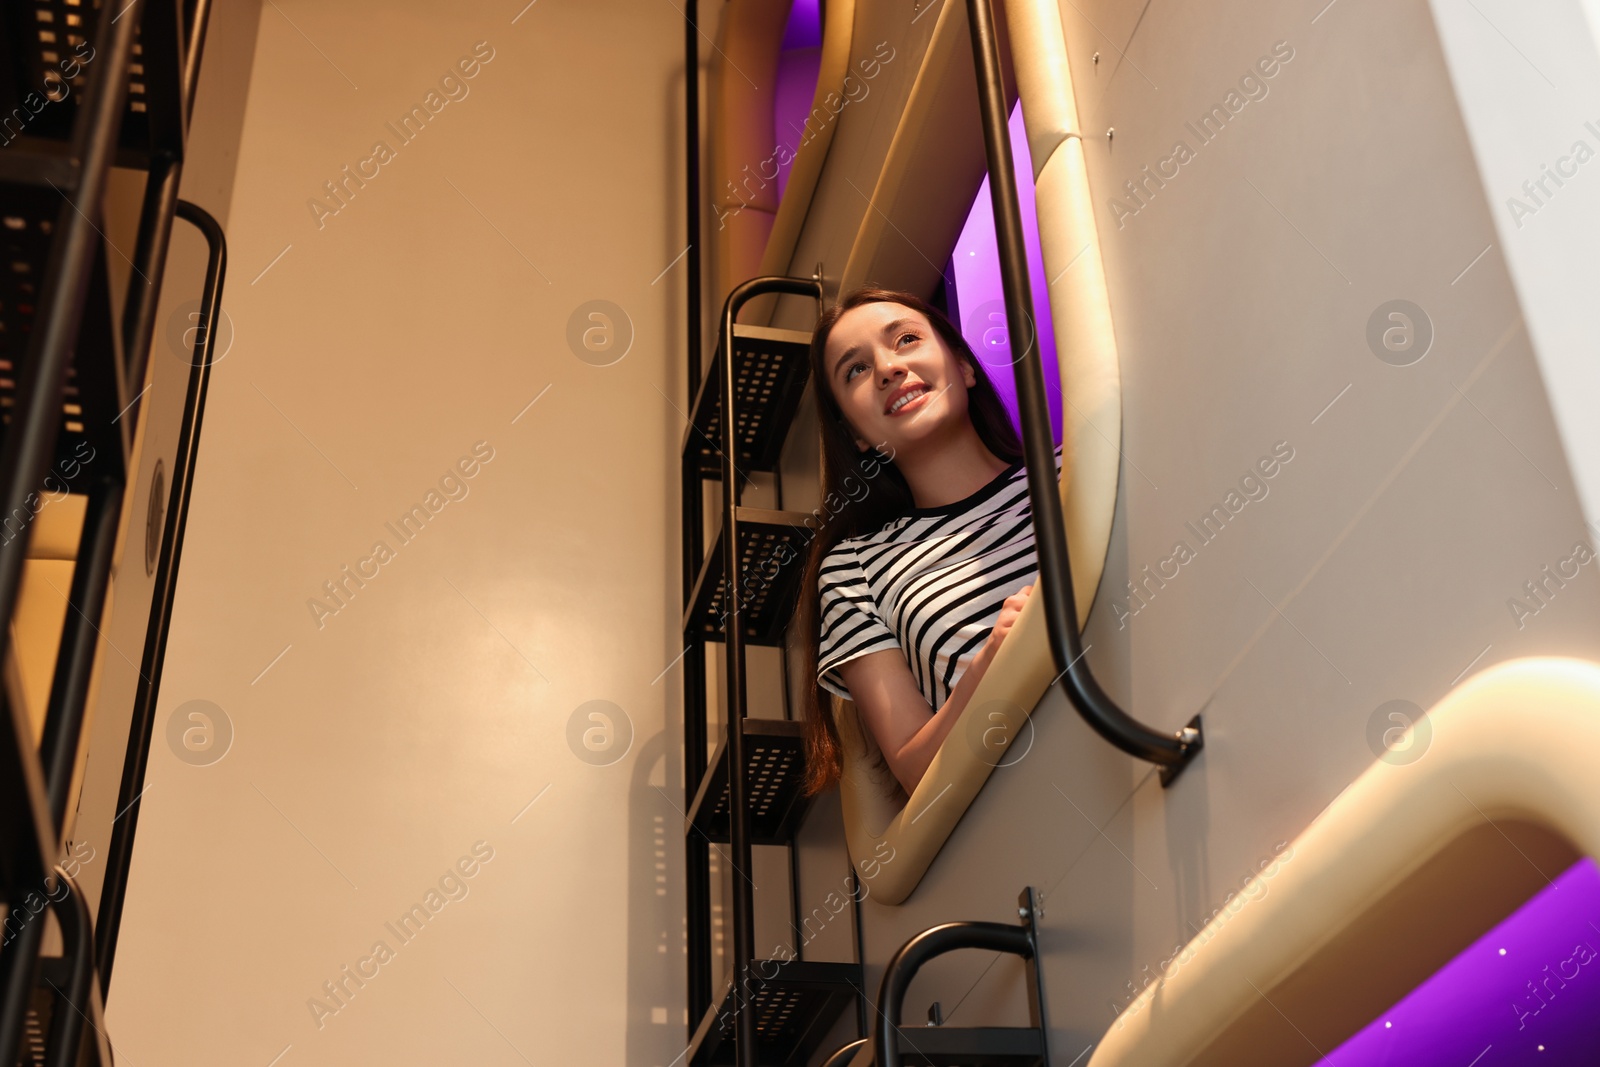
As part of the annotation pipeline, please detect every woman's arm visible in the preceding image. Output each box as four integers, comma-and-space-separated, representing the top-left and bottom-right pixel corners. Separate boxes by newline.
836, 584, 1033, 795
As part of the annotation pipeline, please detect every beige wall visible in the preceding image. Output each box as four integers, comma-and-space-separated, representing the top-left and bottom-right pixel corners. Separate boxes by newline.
103, 2, 701, 1063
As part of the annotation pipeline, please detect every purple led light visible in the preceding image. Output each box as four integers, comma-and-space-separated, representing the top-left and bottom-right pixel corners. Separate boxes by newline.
774, 0, 822, 202
780, 0, 821, 50
1318, 856, 1600, 1066
946, 102, 1064, 447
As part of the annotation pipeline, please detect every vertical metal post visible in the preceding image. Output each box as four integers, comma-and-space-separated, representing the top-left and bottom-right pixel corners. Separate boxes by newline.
683, 463, 712, 1029
681, 0, 712, 1036
685, 0, 702, 389
38, 475, 126, 831
719, 301, 758, 1067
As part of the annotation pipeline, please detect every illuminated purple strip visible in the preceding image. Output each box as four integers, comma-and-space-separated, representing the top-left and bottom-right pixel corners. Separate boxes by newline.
774, 0, 822, 203
947, 101, 1064, 447
1319, 856, 1600, 1065
780, 0, 821, 50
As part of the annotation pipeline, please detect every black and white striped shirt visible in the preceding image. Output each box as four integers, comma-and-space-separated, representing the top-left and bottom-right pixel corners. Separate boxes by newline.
816, 444, 1064, 711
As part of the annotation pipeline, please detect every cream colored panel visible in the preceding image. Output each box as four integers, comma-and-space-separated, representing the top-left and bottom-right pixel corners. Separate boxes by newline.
708, 0, 789, 216
710, 0, 791, 299
762, 1, 987, 332
102, 2, 704, 1063
1033, 109, 1120, 624
1089, 657, 1600, 1066
26, 492, 89, 560
755, 0, 857, 290
2, 491, 86, 745
840, 0, 1015, 298
1003, 0, 1075, 177
9, 559, 77, 744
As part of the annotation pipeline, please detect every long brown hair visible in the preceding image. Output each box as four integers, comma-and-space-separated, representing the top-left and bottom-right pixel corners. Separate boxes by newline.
797, 285, 1024, 795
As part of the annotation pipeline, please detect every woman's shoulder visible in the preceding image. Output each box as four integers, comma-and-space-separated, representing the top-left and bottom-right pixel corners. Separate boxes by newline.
821, 518, 912, 568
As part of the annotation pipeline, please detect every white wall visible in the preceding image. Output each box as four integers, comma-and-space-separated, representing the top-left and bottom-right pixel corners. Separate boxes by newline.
1429, 0, 1600, 533
104, 2, 699, 1063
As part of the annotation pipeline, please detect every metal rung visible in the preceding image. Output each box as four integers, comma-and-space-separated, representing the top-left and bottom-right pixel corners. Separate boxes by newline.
684, 324, 811, 478
688, 960, 862, 1067
686, 719, 810, 845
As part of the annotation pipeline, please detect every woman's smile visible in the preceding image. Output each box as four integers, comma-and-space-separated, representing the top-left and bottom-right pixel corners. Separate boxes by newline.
885, 381, 932, 416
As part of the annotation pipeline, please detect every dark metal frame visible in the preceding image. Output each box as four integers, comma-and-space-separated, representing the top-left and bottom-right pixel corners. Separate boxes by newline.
0, 0, 219, 1062
0, 1, 144, 1056
714, 277, 824, 1067
874, 888, 1051, 1067
682, 6, 711, 1035
962, 0, 1203, 786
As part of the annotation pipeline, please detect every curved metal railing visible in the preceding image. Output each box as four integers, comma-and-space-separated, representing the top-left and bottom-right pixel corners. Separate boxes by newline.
963, 0, 1203, 786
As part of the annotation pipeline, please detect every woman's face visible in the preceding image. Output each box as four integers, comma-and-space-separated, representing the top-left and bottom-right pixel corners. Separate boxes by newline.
822, 301, 978, 455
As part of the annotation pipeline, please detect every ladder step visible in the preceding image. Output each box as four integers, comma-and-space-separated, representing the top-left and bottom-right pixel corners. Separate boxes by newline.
684, 324, 812, 478
0, 144, 82, 190
0, 0, 187, 172
683, 506, 817, 646
888, 1026, 1046, 1065
0, 200, 127, 472
686, 719, 810, 845
688, 959, 862, 1067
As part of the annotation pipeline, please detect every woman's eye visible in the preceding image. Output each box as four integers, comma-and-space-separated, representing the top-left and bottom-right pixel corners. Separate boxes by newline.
844, 362, 866, 381
898, 332, 918, 346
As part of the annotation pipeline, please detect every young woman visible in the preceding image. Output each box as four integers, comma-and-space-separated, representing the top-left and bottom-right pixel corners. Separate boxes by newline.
797, 286, 1063, 798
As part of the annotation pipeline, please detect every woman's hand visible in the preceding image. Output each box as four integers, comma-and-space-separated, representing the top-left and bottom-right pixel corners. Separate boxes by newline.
971, 583, 1033, 674
835, 581, 1035, 796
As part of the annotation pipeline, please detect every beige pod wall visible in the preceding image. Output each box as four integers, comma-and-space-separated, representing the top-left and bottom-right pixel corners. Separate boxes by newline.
88, 1, 713, 1064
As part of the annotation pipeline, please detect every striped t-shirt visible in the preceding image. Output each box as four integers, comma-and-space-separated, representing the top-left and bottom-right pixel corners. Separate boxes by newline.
816, 444, 1064, 711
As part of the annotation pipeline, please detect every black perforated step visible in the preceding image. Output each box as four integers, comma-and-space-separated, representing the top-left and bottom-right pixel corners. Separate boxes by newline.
686, 718, 809, 846
0, 0, 190, 184
683, 507, 817, 646
687, 959, 862, 1067
0, 189, 124, 471
881, 1027, 1046, 1065
684, 324, 811, 478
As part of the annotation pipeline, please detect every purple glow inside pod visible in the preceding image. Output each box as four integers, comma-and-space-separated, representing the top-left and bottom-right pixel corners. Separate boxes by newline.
774, 0, 822, 203
946, 101, 1063, 447
780, 0, 821, 49
1317, 856, 1600, 1066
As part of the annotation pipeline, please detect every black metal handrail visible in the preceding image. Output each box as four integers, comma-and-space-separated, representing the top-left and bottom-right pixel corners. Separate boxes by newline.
819, 1037, 868, 1067
715, 275, 823, 1067
875, 887, 1051, 1067
963, 0, 1203, 786
96, 199, 227, 990
44, 868, 111, 1067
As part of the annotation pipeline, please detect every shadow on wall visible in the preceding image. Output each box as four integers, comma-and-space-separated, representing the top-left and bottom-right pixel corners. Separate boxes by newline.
626, 728, 681, 1065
